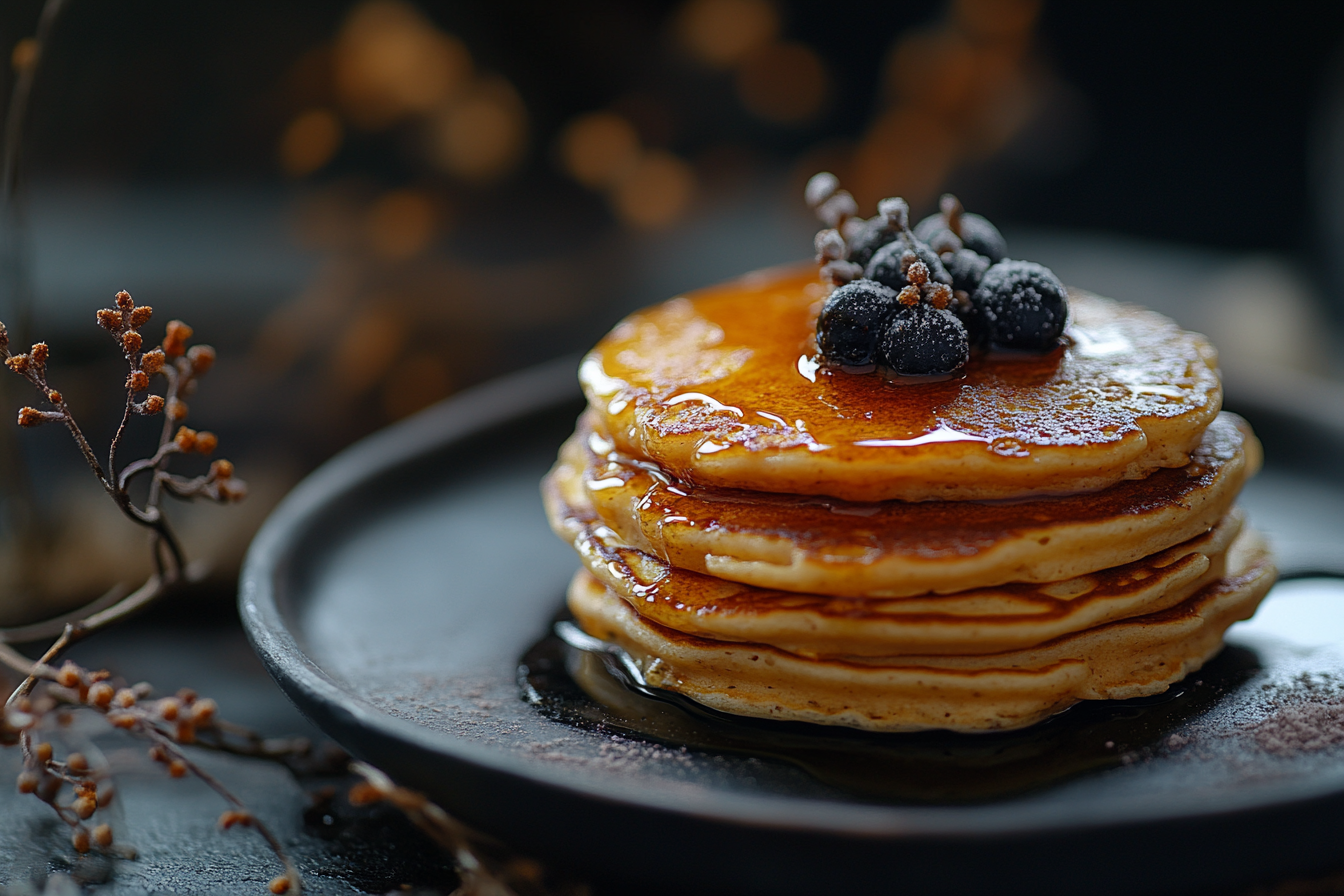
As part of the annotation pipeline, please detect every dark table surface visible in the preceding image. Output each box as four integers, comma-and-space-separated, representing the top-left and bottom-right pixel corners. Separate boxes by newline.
0, 601, 468, 896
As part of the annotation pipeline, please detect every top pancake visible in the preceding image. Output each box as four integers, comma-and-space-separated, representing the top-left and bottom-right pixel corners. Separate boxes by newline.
580, 264, 1222, 501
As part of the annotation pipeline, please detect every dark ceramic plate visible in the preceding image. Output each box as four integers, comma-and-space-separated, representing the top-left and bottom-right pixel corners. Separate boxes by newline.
241, 357, 1344, 896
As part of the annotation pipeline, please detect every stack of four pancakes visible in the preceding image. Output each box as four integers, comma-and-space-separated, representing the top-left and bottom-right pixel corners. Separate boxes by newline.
543, 266, 1276, 731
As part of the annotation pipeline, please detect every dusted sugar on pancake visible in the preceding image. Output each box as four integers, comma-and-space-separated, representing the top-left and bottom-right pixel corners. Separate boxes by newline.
580, 273, 1222, 502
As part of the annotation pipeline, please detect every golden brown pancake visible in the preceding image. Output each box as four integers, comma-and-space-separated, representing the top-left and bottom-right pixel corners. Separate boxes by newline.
564, 411, 1258, 597
566, 527, 1275, 731
546, 443, 1247, 654
580, 265, 1222, 502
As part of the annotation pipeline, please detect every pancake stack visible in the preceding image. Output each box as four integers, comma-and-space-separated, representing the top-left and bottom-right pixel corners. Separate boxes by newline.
542, 265, 1276, 732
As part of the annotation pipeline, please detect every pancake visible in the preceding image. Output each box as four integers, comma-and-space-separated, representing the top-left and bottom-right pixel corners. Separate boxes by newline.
546, 445, 1247, 654
567, 411, 1257, 598
580, 265, 1222, 502
566, 526, 1275, 731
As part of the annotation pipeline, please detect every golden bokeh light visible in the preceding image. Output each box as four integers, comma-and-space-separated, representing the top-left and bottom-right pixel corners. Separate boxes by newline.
278, 108, 344, 177
381, 352, 453, 420
364, 189, 439, 261
736, 42, 827, 125
428, 77, 528, 183
610, 150, 696, 229
674, 0, 779, 69
330, 303, 408, 395
11, 38, 38, 72
333, 0, 473, 130
559, 112, 642, 189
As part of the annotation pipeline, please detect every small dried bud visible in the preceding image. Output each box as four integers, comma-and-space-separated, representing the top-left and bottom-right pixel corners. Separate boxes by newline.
176, 719, 196, 744
820, 260, 863, 286
87, 682, 115, 710
16, 771, 39, 794
270, 876, 293, 895
141, 395, 165, 415
211, 459, 234, 480
804, 172, 839, 209
18, 407, 47, 427
219, 810, 252, 829
140, 349, 165, 374
126, 370, 150, 393
216, 478, 248, 501
47, 390, 61, 403
57, 663, 83, 689
67, 752, 89, 773
115, 290, 134, 311
177, 688, 197, 705
939, 193, 964, 234
72, 827, 91, 854
0, 320, 7, 349
163, 320, 193, 358
6, 353, 30, 374
168, 759, 187, 778
114, 688, 136, 708
36, 742, 53, 763
74, 796, 97, 820
158, 697, 181, 721
130, 305, 153, 328
878, 197, 910, 231
191, 698, 217, 724
167, 397, 188, 421
148, 745, 168, 764
122, 331, 143, 354
30, 343, 47, 365
96, 309, 121, 331
348, 781, 383, 805
109, 713, 136, 729
97, 784, 115, 808
816, 190, 858, 228
93, 824, 113, 848
813, 228, 847, 263
187, 344, 215, 374
897, 285, 921, 306
194, 431, 218, 455
906, 260, 929, 287
174, 427, 197, 451
926, 282, 953, 310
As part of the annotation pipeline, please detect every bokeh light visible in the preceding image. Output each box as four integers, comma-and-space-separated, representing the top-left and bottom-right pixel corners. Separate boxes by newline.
333, 0, 473, 130
736, 41, 827, 125
559, 111, 641, 190
364, 189, 439, 261
675, 0, 779, 69
428, 76, 528, 183
611, 149, 696, 229
277, 108, 343, 177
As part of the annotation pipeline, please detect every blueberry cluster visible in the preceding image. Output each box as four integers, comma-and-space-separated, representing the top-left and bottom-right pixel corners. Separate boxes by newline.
806, 175, 1068, 375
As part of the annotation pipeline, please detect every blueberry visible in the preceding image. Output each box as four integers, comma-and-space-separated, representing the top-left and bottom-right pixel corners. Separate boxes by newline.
864, 238, 951, 291
940, 248, 991, 294
915, 212, 1007, 262
879, 303, 970, 375
972, 260, 1068, 351
845, 216, 899, 269
816, 279, 900, 366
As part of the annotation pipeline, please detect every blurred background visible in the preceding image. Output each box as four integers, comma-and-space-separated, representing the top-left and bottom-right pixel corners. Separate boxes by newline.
2, 0, 1344, 622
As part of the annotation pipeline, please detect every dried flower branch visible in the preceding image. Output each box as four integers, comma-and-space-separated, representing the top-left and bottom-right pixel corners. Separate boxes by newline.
347, 763, 587, 896
0, 650, 304, 893
0, 294, 311, 892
